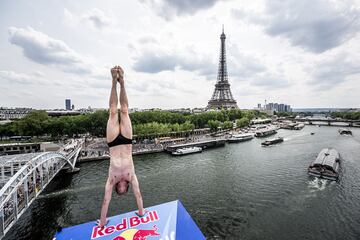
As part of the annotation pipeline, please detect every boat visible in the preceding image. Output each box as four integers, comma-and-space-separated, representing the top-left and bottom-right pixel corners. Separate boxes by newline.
293, 123, 305, 130
308, 148, 340, 180
261, 137, 284, 146
227, 133, 254, 143
172, 147, 202, 156
255, 127, 277, 137
338, 128, 352, 135
281, 122, 297, 130
311, 132, 315, 135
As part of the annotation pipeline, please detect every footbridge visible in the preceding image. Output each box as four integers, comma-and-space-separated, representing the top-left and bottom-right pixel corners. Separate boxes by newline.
0, 139, 84, 239
284, 118, 360, 127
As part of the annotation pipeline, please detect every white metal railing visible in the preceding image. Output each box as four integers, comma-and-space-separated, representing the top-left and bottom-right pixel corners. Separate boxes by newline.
0, 140, 83, 239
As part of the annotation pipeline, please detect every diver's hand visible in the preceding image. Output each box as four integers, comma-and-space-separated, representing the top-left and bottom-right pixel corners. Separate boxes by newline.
97, 218, 109, 227
135, 209, 148, 217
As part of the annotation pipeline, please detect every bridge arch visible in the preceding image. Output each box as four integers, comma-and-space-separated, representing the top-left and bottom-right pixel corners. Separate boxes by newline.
0, 143, 82, 239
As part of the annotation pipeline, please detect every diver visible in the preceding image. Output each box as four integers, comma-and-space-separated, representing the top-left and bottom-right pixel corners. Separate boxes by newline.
98, 66, 145, 227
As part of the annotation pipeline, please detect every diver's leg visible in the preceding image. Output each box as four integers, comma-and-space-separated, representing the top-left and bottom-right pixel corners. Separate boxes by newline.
106, 67, 120, 142
118, 68, 132, 139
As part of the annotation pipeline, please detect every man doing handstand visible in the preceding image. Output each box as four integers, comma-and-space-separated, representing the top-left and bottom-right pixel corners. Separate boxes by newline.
99, 66, 145, 227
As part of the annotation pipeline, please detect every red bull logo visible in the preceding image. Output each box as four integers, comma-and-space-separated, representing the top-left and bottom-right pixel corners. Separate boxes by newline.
112, 225, 160, 240
91, 211, 159, 239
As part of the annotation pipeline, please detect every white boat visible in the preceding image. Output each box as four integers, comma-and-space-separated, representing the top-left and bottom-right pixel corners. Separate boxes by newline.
227, 133, 254, 143
338, 128, 352, 135
172, 147, 203, 156
308, 148, 340, 181
255, 127, 277, 137
293, 123, 305, 130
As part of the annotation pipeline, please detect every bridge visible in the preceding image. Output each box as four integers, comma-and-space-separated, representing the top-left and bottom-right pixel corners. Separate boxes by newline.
282, 118, 360, 127
0, 139, 83, 239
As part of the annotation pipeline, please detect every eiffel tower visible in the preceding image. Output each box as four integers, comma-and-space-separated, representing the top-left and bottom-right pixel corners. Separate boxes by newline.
207, 26, 238, 109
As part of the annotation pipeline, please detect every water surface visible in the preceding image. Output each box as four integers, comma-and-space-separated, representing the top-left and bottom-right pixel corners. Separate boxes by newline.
6, 126, 360, 239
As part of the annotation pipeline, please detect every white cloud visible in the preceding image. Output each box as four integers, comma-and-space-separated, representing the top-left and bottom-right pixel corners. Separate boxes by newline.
8, 27, 91, 73
64, 8, 115, 30
132, 48, 216, 79
0, 70, 46, 85
139, 0, 223, 20
232, 0, 360, 53
8, 27, 108, 79
309, 50, 360, 88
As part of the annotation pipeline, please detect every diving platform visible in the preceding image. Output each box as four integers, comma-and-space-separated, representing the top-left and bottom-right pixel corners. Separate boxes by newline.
54, 200, 205, 240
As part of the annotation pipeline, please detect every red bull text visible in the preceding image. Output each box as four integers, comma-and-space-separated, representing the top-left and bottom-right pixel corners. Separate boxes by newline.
91, 211, 159, 239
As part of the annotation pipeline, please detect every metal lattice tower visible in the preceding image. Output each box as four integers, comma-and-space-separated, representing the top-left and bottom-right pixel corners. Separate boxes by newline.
207, 26, 238, 109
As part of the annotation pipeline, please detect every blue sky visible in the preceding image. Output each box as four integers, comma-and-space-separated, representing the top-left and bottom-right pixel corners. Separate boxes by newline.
0, 0, 360, 109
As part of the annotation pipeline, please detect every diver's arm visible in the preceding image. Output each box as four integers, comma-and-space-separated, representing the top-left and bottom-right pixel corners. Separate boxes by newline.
131, 174, 145, 216
99, 178, 113, 226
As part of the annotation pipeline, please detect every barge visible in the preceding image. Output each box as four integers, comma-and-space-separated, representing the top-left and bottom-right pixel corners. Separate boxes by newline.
308, 148, 340, 180
261, 137, 284, 146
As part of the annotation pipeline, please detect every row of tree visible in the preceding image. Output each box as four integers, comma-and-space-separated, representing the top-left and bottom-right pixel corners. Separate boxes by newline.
0, 109, 267, 140
330, 111, 360, 120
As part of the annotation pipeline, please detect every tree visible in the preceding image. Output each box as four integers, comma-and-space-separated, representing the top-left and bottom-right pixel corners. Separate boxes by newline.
88, 110, 108, 137
208, 120, 220, 131
17, 110, 49, 136
236, 117, 250, 128
222, 120, 233, 129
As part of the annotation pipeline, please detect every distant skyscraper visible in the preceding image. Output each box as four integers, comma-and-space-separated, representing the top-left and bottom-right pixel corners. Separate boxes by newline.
65, 99, 71, 110
207, 26, 238, 109
274, 103, 279, 111
264, 102, 291, 112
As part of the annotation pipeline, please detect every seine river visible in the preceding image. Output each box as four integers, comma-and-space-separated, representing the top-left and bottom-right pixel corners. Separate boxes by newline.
5, 125, 360, 240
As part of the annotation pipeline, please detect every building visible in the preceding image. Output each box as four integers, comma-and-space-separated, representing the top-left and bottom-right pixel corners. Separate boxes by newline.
207, 26, 238, 110
65, 99, 71, 110
262, 102, 291, 112
0, 142, 40, 155
0, 108, 32, 120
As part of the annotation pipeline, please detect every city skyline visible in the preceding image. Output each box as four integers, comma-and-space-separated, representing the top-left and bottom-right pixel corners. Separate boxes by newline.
1, 0, 360, 109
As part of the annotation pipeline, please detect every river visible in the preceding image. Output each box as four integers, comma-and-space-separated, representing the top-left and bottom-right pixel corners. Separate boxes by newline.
5, 125, 360, 239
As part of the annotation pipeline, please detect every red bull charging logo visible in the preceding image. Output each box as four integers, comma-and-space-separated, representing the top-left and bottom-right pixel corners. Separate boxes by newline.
112, 225, 160, 240
91, 211, 160, 239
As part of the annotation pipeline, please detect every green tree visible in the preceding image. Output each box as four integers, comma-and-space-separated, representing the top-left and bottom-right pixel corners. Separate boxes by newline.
179, 121, 195, 131
207, 120, 220, 131
88, 110, 108, 137
17, 110, 49, 136
236, 117, 250, 128
222, 120, 233, 129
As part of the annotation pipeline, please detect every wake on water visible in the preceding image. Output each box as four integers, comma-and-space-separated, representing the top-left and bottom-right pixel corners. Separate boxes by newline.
308, 177, 330, 192
284, 132, 313, 142
38, 185, 103, 199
